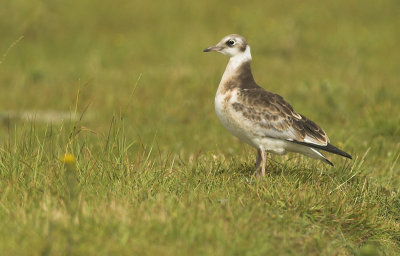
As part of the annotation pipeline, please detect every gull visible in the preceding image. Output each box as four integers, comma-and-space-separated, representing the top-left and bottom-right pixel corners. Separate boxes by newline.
203, 34, 352, 176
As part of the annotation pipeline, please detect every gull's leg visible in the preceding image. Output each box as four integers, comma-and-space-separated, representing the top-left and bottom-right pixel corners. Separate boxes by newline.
255, 149, 261, 171
260, 149, 267, 176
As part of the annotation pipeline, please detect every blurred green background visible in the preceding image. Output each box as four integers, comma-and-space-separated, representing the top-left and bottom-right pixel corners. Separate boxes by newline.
1, 0, 399, 158
1, 0, 400, 255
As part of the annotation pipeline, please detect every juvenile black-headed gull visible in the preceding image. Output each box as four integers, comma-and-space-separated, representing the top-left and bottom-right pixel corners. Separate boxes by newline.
204, 34, 352, 176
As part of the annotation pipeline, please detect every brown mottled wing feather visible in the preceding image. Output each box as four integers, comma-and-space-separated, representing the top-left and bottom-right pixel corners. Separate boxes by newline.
235, 87, 329, 146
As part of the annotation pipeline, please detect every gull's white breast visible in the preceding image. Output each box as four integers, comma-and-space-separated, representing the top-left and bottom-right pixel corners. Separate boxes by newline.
215, 90, 252, 143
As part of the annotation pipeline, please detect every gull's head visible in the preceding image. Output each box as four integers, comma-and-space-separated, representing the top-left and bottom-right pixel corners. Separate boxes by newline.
203, 34, 249, 58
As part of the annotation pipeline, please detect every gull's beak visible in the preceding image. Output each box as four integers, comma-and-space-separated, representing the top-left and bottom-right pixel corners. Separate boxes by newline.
203, 46, 223, 52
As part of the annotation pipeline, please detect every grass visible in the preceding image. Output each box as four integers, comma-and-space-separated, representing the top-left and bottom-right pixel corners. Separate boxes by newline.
1, 0, 400, 255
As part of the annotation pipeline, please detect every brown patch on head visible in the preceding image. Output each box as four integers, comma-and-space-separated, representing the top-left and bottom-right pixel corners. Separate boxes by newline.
219, 34, 249, 53
229, 34, 248, 51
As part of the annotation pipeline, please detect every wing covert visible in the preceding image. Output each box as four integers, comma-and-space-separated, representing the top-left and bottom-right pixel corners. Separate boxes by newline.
233, 88, 329, 146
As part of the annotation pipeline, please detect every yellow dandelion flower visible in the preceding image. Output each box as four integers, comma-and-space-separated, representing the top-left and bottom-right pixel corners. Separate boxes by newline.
62, 153, 76, 164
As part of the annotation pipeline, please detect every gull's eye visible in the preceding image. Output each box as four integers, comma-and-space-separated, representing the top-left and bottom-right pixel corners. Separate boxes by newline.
226, 39, 236, 47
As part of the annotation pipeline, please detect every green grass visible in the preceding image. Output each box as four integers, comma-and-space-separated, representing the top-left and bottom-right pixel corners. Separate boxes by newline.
1, 0, 400, 255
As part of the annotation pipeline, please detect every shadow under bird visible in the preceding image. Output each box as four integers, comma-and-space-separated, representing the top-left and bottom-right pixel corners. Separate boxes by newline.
203, 34, 352, 176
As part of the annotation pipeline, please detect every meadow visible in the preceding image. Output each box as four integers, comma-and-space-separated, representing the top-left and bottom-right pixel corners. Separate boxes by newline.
0, 0, 399, 255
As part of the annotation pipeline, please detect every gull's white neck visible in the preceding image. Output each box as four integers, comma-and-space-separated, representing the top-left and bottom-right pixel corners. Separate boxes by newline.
226, 46, 252, 71
219, 46, 252, 88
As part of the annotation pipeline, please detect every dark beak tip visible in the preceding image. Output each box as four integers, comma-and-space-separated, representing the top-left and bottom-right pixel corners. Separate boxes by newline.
203, 48, 210, 52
